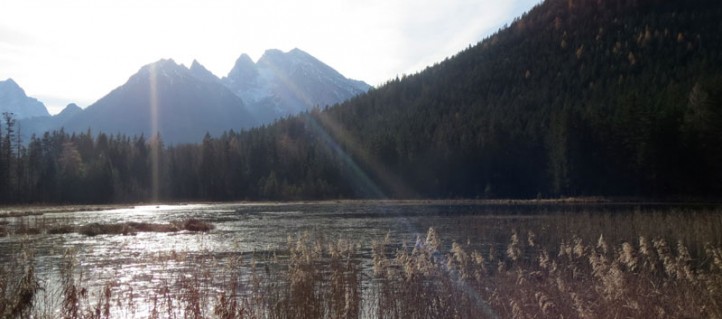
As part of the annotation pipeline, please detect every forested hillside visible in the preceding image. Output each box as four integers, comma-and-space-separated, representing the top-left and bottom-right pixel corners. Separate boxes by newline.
1, 0, 721, 203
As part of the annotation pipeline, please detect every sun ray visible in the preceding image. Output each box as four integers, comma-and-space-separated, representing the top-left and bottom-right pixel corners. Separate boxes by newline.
149, 63, 160, 202
312, 110, 416, 198
302, 113, 385, 198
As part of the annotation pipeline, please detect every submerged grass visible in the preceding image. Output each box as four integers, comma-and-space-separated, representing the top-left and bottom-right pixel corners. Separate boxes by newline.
2, 208, 722, 318
2, 218, 214, 237
74, 219, 214, 236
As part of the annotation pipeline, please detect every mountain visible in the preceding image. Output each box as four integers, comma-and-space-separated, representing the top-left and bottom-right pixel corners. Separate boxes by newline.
222, 48, 371, 121
157, 0, 722, 200
302, 0, 722, 199
60, 59, 257, 144
0, 78, 49, 119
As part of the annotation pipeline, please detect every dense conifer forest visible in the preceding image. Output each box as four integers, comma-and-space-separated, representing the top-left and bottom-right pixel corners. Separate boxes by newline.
1, 0, 721, 203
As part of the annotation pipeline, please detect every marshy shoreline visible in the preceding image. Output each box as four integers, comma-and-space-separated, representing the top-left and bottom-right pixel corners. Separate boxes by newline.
1, 202, 722, 318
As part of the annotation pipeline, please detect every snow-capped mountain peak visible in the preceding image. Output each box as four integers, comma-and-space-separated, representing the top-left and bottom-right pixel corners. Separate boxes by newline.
222, 48, 371, 122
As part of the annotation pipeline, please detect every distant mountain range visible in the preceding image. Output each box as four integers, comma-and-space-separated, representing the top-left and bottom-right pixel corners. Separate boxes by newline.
10, 48, 370, 144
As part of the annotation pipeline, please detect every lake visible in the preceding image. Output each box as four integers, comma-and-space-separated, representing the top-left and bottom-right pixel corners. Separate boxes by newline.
1, 201, 721, 318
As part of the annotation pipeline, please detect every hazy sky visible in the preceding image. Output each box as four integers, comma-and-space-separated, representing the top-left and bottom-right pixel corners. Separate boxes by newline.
1, 0, 539, 114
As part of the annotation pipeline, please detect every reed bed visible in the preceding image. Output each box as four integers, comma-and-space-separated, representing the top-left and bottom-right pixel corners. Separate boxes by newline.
2, 208, 722, 318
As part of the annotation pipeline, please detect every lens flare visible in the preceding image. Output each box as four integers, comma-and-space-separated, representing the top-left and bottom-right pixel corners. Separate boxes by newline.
149, 63, 160, 202
303, 113, 385, 198
312, 110, 415, 198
